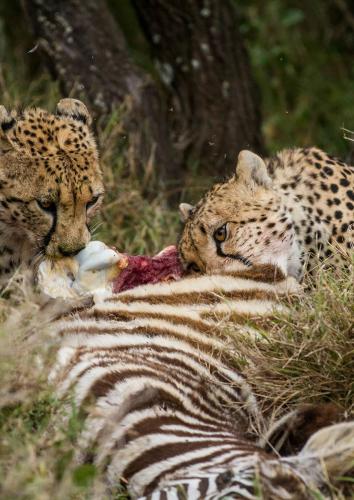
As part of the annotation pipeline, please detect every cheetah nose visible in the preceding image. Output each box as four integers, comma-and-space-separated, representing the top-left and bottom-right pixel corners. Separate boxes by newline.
58, 245, 86, 257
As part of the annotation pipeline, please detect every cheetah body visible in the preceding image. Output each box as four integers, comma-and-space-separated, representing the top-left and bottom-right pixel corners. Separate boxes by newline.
179, 148, 353, 278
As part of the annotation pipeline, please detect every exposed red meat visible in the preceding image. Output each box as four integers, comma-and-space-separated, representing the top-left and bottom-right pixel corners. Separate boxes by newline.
112, 245, 183, 293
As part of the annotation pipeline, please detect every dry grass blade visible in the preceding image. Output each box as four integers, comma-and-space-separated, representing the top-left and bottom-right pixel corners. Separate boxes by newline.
225, 257, 354, 421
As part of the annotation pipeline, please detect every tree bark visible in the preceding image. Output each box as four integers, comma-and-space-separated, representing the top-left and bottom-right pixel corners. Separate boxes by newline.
22, 0, 178, 186
22, 0, 265, 187
133, 0, 265, 177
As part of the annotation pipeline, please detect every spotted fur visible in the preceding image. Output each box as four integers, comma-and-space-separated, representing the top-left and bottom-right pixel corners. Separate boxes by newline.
50, 264, 353, 499
0, 99, 103, 286
179, 148, 353, 279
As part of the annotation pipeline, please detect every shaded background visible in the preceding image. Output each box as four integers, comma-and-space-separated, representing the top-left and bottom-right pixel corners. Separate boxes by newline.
0, 0, 353, 251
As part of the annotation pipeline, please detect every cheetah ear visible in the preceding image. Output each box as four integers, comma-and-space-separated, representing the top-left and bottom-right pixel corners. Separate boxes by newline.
0, 105, 16, 152
236, 150, 272, 188
56, 98, 92, 127
179, 203, 195, 222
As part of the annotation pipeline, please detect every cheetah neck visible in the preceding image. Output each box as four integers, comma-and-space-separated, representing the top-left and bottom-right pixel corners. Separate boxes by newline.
269, 149, 335, 273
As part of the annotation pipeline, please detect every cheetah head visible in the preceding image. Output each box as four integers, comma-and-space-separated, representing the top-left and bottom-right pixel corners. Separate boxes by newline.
0, 99, 104, 259
178, 151, 301, 278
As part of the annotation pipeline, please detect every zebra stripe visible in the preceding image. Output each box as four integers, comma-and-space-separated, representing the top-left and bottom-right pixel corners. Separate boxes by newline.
50, 264, 339, 498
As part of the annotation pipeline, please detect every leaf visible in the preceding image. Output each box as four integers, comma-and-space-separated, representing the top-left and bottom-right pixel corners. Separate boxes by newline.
282, 9, 305, 27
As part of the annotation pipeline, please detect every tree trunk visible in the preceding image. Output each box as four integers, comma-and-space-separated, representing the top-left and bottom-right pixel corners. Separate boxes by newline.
22, 0, 265, 187
133, 0, 265, 177
22, 0, 178, 186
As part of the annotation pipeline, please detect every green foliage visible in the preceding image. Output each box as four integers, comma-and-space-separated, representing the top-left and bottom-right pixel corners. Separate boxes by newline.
237, 0, 354, 157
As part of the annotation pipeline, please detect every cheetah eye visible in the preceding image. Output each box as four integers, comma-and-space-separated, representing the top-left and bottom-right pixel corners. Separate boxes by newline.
87, 195, 100, 209
37, 199, 56, 214
187, 262, 201, 273
214, 224, 227, 243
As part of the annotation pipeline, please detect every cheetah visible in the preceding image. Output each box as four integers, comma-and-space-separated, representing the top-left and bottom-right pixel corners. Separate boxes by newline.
179, 148, 353, 279
0, 99, 103, 286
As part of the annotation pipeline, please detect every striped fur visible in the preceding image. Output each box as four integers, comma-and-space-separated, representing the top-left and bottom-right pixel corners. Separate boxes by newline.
50, 264, 353, 498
